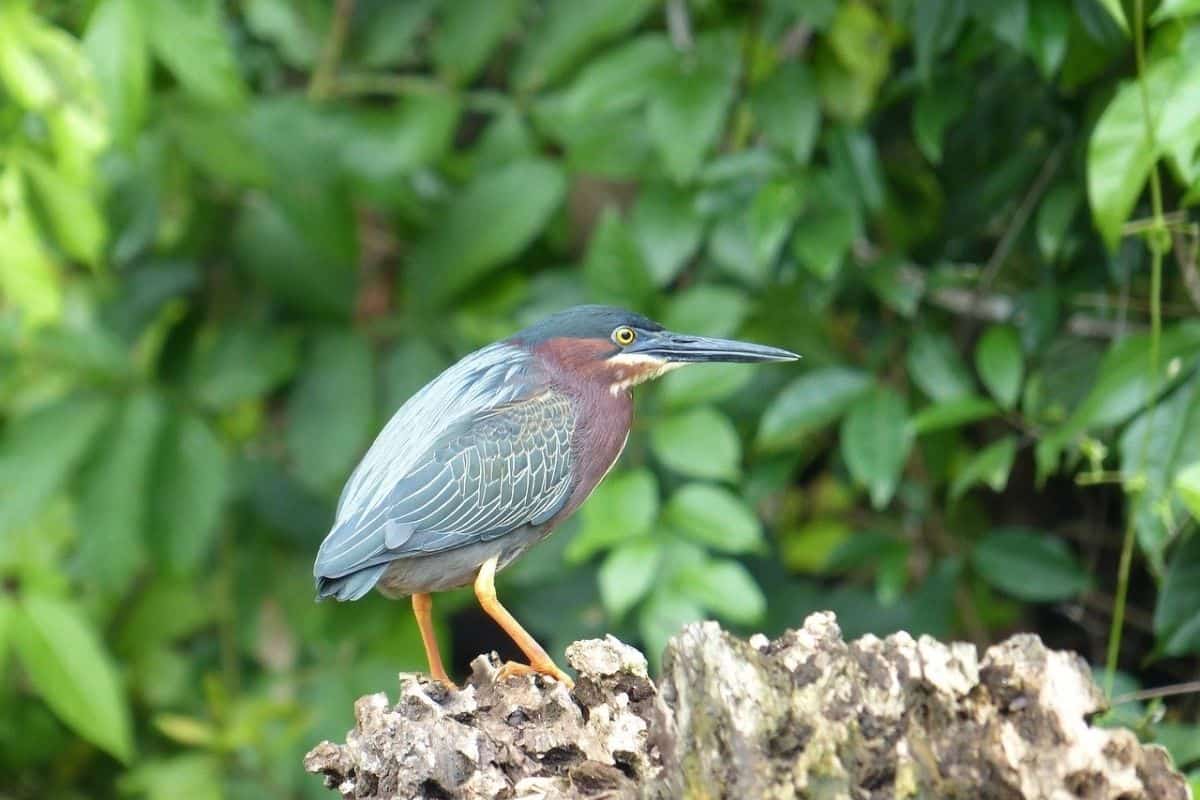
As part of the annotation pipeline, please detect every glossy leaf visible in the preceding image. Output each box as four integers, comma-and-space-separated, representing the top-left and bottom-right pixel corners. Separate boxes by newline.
752, 62, 820, 163
971, 528, 1091, 601
83, 0, 147, 143
676, 558, 766, 624
975, 325, 1024, 409
663, 484, 763, 553
757, 367, 872, 451
513, 0, 655, 91
841, 386, 912, 508
951, 437, 1018, 500
1177, 462, 1200, 521
145, 0, 245, 107
910, 395, 999, 434
149, 414, 229, 573
1154, 534, 1200, 655
630, 184, 703, 286
907, 330, 974, 401
13, 594, 134, 762
433, 0, 523, 84
598, 538, 663, 618
651, 406, 741, 481
566, 469, 659, 562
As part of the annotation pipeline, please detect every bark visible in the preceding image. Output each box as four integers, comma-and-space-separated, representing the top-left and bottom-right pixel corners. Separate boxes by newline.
304, 612, 1190, 800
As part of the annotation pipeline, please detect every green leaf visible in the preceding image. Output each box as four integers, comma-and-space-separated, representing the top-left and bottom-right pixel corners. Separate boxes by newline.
1027, 0, 1069, 78
286, 331, 375, 492
337, 92, 461, 185
752, 62, 821, 163
1152, 0, 1200, 21
841, 386, 912, 508
663, 484, 763, 553
913, 81, 968, 163
0, 167, 64, 326
1177, 462, 1200, 521
971, 528, 1091, 602
242, 0, 325, 67
145, 0, 245, 107
658, 363, 754, 409
951, 436, 1018, 500
539, 34, 672, 122
13, 594, 134, 762
513, 0, 656, 91
975, 325, 1024, 409
1088, 54, 1200, 249
651, 406, 741, 482
910, 395, 999, 434
662, 285, 749, 338
415, 159, 567, 304
432, 0, 523, 85
149, 414, 229, 572
757, 367, 872, 451
1094, 0, 1129, 31
598, 538, 663, 618
630, 184, 703, 285
911, 0, 968, 82
1036, 183, 1081, 263
1154, 534, 1200, 655
792, 178, 860, 280
638, 587, 703, 669
647, 31, 740, 182
354, 0, 435, 68
582, 209, 655, 308
75, 390, 166, 591
907, 330, 974, 401
676, 557, 765, 624
22, 156, 106, 267
188, 324, 300, 411
566, 469, 659, 562
84, 0, 148, 143
0, 394, 112, 535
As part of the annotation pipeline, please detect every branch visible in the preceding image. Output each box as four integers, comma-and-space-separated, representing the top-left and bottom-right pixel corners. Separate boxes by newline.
304, 613, 1189, 799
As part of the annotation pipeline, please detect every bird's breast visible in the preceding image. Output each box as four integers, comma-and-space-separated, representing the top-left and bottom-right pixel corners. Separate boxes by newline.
552, 382, 634, 525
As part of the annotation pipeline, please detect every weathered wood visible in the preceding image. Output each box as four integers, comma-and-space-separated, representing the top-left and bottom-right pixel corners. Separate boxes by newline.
305, 612, 1190, 799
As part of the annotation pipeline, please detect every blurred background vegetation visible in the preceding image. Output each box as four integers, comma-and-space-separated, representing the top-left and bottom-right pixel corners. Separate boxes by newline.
2, 0, 1200, 796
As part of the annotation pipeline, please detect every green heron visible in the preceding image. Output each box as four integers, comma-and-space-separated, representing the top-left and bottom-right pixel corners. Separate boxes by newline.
314, 305, 797, 687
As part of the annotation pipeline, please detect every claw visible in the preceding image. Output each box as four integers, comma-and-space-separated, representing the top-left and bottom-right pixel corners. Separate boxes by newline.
497, 660, 574, 689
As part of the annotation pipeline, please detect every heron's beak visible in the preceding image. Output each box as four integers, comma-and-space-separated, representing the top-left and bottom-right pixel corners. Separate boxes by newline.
632, 331, 800, 364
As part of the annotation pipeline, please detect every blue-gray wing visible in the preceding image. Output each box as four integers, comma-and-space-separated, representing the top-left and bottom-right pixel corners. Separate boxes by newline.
313, 390, 576, 593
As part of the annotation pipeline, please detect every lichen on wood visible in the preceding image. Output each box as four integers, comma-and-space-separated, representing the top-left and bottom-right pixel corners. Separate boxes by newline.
305, 612, 1191, 800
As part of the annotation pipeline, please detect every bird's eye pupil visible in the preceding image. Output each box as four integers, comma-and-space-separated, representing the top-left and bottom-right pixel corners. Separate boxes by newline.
614, 326, 636, 345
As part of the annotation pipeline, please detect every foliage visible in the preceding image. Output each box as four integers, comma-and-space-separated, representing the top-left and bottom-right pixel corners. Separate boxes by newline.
1, 0, 1200, 795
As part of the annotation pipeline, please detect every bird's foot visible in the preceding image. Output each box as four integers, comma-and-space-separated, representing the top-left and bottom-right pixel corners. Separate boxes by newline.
497, 659, 575, 689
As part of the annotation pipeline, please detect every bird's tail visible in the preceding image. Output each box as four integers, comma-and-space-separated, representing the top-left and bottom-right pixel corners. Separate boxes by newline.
315, 563, 387, 601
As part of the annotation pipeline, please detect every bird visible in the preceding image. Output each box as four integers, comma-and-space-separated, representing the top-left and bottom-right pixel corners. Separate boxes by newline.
313, 305, 798, 687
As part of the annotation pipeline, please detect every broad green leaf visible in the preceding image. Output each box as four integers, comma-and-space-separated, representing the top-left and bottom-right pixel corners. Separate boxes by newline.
1152, 0, 1200, 21
145, 0, 245, 107
513, 0, 655, 91
907, 330, 974, 401
22, 156, 106, 267
432, 0, 523, 85
792, 182, 860, 281
337, 92, 461, 185
757, 367, 872, 451
414, 159, 567, 304
817, 0, 891, 123
650, 406, 741, 481
0, 167, 63, 326
676, 558, 765, 624
581, 210, 655, 308
1036, 183, 1081, 262
354, 0, 436, 69
566, 469, 659, 562
84, 0, 148, 143
1027, 0, 1068, 77
243, 0, 325, 67
663, 483, 763, 553
781, 517, 853, 573
911, 0, 968, 82
971, 528, 1091, 602
286, 331, 375, 492
118, 753, 223, 800
0, 394, 112, 535
638, 587, 703, 670
538, 33, 672, 121
187, 324, 300, 411
598, 538, 663, 618
1154, 534, 1200, 655
75, 390, 166, 591
1094, 0, 1129, 31
841, 386, 912, 508
975, 325, 1024, 409
950, 436, 1018, 500
662, 285, 749, 338
630, 184, 703, 285
647, 31, 740, 182
910, 395, 999, 434
913, 81, 968, 163
149, 414, 229, 573
13, 594, 134, 762
658, 362, 753, 409
1177, 462, 1200, 521
1088, 54, 1200, 249
752, 62, 821, 164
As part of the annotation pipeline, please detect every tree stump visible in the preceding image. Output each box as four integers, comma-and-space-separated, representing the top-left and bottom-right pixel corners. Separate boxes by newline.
304, 612, 1190, 799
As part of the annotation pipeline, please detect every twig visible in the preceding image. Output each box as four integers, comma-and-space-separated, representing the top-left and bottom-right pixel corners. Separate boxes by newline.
1174, 223, 1200, 311
666, 0, 693, 51
309, 0, 356, 100
1112, 681, 1200, 705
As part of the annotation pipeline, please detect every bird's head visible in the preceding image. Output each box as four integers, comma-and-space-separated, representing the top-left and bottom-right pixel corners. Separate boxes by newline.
513, 305, 799, 395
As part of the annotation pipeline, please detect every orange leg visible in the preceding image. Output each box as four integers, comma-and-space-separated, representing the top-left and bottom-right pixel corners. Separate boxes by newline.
474, 556, 574, 687
411, 592, 454, 687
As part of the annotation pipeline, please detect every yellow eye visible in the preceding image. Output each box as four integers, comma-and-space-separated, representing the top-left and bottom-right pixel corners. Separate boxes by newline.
613, 326, 637, 346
